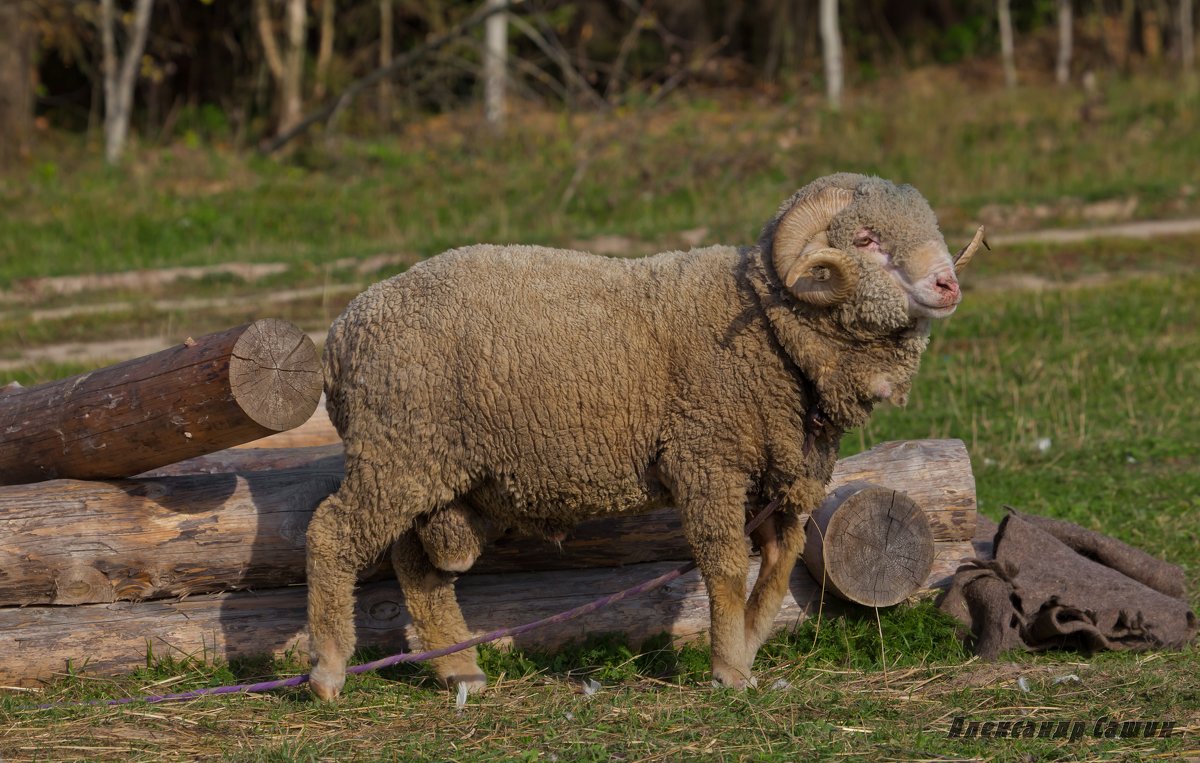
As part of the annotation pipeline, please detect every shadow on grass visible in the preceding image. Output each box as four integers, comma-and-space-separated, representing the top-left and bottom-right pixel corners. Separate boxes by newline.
354, 602, 972, 693
759, 600, 972, 671
348, 631, 713, 693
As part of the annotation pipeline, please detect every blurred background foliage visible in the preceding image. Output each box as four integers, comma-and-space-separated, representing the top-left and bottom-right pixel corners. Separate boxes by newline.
0, 0, 1195, 157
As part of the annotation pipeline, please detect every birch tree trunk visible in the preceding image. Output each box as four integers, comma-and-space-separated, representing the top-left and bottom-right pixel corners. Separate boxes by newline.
99, 0, 156, 165
280, 0, 307, 134
1057, 0, 1073, 85
314, 0, 336, 100
254, 0, 286, 82
998, 0, 1017, 88
819, 0, 843, 110
255, 0, 307, 137
483, 0, 508, 130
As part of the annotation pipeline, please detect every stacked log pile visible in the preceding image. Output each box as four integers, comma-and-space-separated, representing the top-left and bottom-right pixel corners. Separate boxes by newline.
0, 322, 982, 687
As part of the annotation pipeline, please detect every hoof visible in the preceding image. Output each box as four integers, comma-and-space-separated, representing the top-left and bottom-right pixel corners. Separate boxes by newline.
309, 664, 346, 702
711, 666, 757, 690
446, 673, 488, 694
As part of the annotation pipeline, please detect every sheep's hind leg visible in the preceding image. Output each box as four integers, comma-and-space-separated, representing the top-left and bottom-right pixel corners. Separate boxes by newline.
391, 530, 487, 693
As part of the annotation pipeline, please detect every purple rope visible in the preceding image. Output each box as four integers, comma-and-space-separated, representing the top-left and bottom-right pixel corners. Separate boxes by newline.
35, 498, 781, 709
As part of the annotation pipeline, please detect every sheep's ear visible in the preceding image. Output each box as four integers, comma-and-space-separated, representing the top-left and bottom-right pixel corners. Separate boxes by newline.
772, 187, 857, 305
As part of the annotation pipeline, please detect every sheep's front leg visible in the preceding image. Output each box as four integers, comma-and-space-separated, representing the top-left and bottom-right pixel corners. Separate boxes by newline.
306, 485, 390, 701
673, 474, 753, 688
744, 510, 807, 655
391, 530, 487, 693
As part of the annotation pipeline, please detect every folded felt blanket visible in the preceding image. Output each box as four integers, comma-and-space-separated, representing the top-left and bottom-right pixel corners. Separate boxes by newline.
937, 509, 1197, 660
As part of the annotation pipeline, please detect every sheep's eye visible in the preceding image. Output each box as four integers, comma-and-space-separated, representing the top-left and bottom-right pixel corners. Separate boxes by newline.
854, 235, 875, 248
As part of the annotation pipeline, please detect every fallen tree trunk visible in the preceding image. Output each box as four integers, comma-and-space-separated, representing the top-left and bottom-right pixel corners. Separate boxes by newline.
0, 439, 975, 607
804, 482, 935, 607
141, 443, 345, 476
0, 319, 322, 485
0, 540, 976, 686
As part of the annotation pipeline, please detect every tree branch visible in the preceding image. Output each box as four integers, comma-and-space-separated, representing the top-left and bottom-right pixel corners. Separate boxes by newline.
260, 0, 525, 155
507, 12, 607, 110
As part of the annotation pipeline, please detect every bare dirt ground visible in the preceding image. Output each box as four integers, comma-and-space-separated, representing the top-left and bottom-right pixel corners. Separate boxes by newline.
1, 218, 1196, 375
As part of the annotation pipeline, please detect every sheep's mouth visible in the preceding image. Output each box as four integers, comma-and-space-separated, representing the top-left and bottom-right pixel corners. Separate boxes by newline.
908, 294, 960, 319
884, 262, 961, 320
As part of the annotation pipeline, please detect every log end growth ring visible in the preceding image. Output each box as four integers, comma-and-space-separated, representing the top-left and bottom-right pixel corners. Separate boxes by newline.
803, 482, 936, 607
229, 319, 322, 432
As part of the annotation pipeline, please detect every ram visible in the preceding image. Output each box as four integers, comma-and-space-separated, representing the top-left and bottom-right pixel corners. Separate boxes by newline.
305, 172, 983, 699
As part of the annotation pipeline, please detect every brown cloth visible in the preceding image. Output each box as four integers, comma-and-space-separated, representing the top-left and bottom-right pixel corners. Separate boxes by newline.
937, 509, 1197, 660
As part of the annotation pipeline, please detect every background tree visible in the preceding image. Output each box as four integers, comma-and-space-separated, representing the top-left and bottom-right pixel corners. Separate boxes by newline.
379, 0, 394, 126
314, 0, 336, 100
99, 0, 155, 165
0, 1, 35, 169
820, 0, 843, 110
483, 0, 508, 130
1057, 0, 1073, 85
998, 0, 1016, 87
255, 0, 307, 136
13, 0, 1200, 160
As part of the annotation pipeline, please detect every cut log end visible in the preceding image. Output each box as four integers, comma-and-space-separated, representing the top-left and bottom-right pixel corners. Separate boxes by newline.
228, 318, 322, 432
0, 319, 326, 485
803, 481, 935, 607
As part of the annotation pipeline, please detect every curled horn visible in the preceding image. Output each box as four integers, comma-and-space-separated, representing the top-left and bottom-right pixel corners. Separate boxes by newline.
953, 225, 988, 274
772, 187, 858, 305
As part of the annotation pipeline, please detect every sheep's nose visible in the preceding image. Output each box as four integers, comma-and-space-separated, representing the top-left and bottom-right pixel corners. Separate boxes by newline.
934, 274, 960, 303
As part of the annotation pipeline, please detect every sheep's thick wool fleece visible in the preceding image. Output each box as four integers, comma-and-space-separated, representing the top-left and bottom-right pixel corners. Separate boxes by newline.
324, 243, 926, 534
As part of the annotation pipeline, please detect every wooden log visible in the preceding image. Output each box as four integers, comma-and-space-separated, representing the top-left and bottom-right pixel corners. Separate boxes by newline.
0, 439, 976, 607
0, 471, 343, 606
159, 438, 976, 543
0, 540, 978, 686
803, 482, 935, 607
140, 444, 345, 477
0, 319, 322, 485
234, 394, 339, 449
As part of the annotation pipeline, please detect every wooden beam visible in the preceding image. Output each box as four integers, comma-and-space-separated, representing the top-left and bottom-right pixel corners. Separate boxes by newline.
0, 320, 322, 485
0, 439, 975, 607
0, 540, 977, 686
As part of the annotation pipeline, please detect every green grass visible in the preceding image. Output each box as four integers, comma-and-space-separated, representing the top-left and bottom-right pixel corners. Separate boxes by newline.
851, 273, 1200, 574
1, 74, 1198, 288
1, 72, 1199, 760
4, 632, 1195, 760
